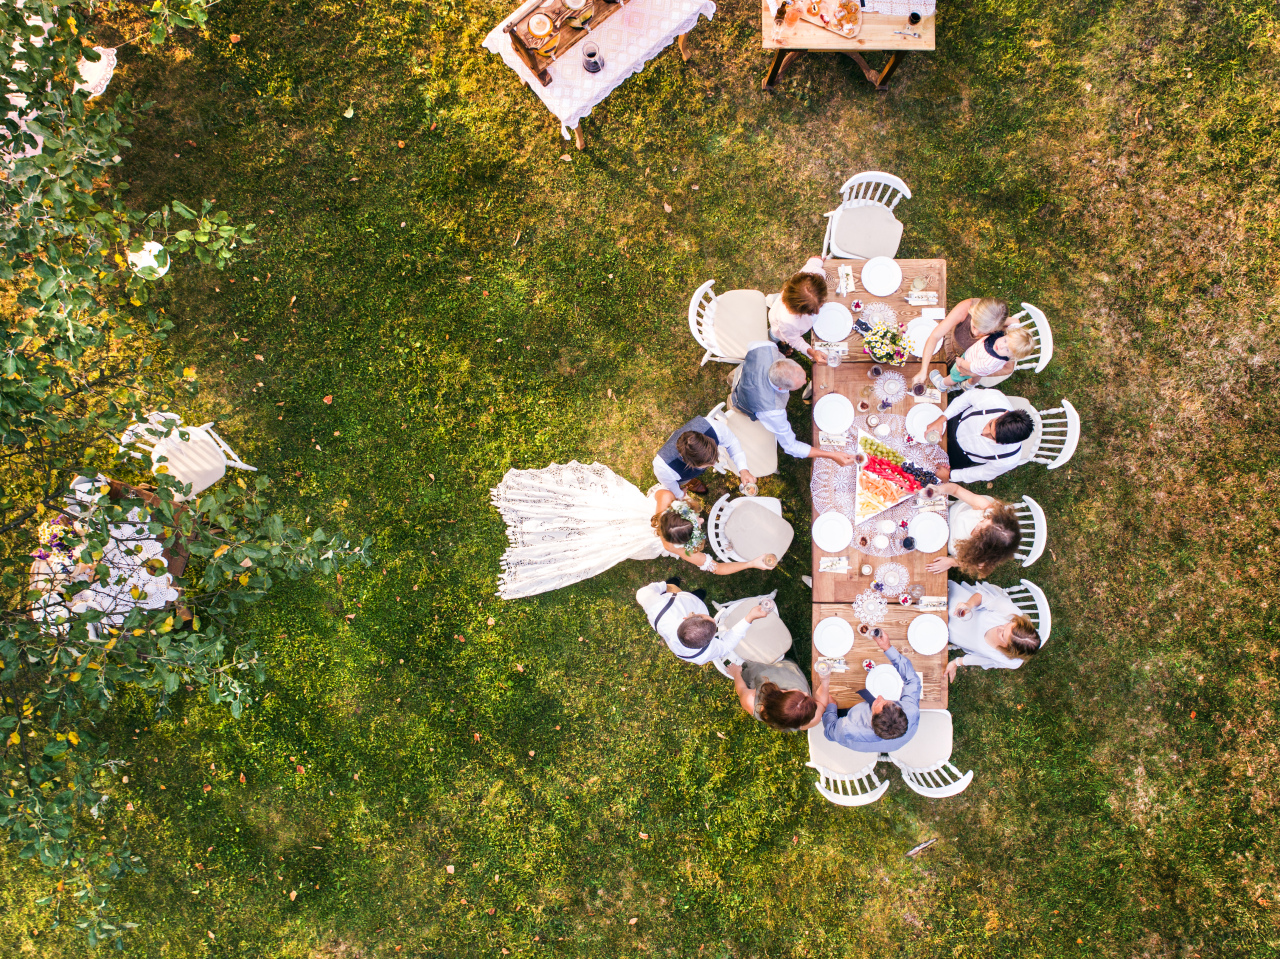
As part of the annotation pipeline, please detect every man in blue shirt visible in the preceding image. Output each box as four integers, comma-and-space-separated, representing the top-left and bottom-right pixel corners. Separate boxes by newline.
820, 631, 921, 753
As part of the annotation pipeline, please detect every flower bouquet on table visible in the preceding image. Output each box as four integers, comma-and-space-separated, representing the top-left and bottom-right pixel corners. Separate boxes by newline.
862, 320, 909, 366
32, 517, 86, 573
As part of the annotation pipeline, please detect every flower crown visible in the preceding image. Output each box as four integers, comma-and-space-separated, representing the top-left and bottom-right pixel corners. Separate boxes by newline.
667, 500, 707, 555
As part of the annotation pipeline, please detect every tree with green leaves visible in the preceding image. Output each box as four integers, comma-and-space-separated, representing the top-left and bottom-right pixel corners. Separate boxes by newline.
2, 1, 370, 945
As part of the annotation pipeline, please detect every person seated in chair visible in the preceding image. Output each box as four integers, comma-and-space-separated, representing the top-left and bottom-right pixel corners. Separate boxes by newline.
634, 578, 767, 666
820, 631, 921, 752
730, 341, 856, 467
652, 416, 753, 498
910, 387, 1034, 484
726, 659, 829, 732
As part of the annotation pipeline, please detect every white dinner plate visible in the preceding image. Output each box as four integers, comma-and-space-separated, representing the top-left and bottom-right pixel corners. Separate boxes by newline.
813, 393, 855, 434
813, 302, 854, 343
866, 663, 904, 701
905, 317, 941, 357
812, 511, 854, 553
814, 616, 855, 658
907, 613, 949, 655
861, 257, 904, 297
907, 512, 948, 553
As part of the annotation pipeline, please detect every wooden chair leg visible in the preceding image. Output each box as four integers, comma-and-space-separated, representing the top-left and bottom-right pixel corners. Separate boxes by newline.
763, 49, 805, 90
677, 32, 691, 61
574, 125, 586, 150
845, 50, 907, 90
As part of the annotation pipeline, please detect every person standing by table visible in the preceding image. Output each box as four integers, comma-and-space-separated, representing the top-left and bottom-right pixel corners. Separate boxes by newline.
634, 578, 767, 666
652, 415, 754, 498
909, 297, 1011, 389
768, 256, 829, 364
945, 581, 1043, 680
726, 659, 829, 732
729, 341, 856, 467
820, 631, 921, 752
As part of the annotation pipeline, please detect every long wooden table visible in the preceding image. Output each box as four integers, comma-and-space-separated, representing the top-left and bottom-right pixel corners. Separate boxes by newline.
761, 1, 936, 90
809, 256, 950, 710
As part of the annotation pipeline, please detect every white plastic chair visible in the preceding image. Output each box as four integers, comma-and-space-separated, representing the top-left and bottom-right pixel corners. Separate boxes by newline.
1006, 397, 1080, 470
688, 279, 725, 366
822, 171, 912, 258
1012, 495, 1047, 568
706, 493, 784, 563
709, 590, 790, 674
1004, 578, 1052, 645
978, 303, 1055, 387
888, 710, 974, 798
118, 412, 256, 501
806, 726, 890, 807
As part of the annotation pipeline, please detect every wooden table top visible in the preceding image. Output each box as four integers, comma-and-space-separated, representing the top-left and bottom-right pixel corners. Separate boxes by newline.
762, 1, 936, 52
813, 603, 948, 710
818, 257, 947, 359
808, 256, 948, 603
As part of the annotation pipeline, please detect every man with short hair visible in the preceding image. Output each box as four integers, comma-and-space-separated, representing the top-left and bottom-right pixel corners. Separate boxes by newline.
917, 387, 1034, 483
729, 341, 856, 467
652, 415, 753, 499
634, 579, 766, 666
820, 631, 921, 753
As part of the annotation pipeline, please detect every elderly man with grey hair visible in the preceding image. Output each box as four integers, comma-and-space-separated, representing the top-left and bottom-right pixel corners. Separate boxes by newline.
730, 341, 856, 466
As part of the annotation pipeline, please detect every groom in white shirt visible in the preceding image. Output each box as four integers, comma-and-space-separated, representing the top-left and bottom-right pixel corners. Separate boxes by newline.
917, 387, 1034, 484
635, 579, 766, 666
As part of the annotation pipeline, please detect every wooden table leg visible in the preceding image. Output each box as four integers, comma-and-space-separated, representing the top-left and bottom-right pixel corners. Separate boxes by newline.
677, 32, 691, 61
574, 125, 586, 150
763, 49, 806, 90
845, 50, 907, 90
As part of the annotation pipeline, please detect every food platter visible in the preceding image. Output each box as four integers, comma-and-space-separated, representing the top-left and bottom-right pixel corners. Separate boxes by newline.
853, 429, 937, 523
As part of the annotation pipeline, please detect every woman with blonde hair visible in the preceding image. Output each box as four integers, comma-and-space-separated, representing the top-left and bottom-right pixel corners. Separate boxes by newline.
910, 297, 1010, 389
945, 580, 1044, 680
926, 481, 1022, 578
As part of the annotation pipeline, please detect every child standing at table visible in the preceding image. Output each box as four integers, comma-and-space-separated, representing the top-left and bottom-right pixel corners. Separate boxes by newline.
769, 256, 828, 363
930, 324, 1034, 393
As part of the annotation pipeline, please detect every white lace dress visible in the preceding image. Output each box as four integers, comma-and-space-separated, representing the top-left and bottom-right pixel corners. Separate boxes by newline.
491, 461, 682, 599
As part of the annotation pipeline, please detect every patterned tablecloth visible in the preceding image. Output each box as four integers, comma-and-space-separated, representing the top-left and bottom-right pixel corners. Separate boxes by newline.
482, 0, 716, 139
811, 412, 949, 558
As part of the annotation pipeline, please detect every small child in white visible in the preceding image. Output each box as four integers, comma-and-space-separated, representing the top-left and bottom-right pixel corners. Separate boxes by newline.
930, 325, 1034, 393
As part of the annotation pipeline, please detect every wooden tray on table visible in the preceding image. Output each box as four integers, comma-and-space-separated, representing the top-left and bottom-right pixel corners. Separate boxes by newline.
794, 0, 863, 40
505, 0, 625, 87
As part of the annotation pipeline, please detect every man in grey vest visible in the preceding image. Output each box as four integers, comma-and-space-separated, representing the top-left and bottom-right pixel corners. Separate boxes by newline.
729, 341, 856, 466
651, 416, 753, 499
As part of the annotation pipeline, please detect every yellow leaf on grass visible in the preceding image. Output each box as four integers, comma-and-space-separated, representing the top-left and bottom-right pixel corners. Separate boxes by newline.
7, 732, 18, 745
68, 732, 79, 746
239, 573, 250, 586
213, 545, 230, 558
69, 672, 81, 682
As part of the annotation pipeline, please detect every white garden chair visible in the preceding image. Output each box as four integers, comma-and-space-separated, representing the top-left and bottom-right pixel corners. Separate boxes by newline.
1004, 578, 1052, 645
978, 303, 1055, 387
888, 710, 974, 799
709, 590, 792, 675
688, 280, 769, 366
822, 171, 911, 259
1012, 495, 1047, 568
1006, 397, 1080, 470
707, 401, 778, 480
706, 493, 787, 563
806, 726, 890, 807
118, 412, 256, 501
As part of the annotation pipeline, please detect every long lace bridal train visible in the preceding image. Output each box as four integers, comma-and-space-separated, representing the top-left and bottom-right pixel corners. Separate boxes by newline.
491, 461, 670, 599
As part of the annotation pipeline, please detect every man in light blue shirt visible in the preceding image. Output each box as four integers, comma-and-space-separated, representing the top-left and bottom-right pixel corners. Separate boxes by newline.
821, 631, 921, 753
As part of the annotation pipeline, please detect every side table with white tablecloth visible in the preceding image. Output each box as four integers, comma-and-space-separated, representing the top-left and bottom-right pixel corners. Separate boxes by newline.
483, 0, 715, 145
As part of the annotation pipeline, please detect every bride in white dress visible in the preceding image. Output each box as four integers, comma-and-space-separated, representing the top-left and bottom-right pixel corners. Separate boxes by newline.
491, 461, 773, 599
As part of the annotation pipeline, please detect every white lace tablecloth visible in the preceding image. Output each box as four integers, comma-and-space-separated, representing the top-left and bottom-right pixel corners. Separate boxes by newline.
811, 413, 948, 558
765, 0, 935, 16
482, 0, 716, 139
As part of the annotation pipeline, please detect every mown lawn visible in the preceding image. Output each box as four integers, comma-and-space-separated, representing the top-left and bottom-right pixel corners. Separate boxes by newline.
3, 0, 1280, 955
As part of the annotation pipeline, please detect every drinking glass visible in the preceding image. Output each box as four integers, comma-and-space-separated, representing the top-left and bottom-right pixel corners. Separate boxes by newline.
910, 273, 927, 292
582, 41, 604, 73
911, 383, 926, 396
868, 365, 884, 378
826, 348, 841, 368
760, 598, 776, 614
924, 428, 941, 444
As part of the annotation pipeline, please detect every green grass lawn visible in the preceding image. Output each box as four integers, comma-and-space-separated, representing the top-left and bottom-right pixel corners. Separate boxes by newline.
4, 0, 1280, 955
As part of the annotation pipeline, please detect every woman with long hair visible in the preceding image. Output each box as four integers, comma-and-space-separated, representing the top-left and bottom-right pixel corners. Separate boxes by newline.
490, 462, 771, 599
726, 659, 829, 731
945, 581, 1044, 680
926, 481, 1022, 578
910, 297, 1011, 390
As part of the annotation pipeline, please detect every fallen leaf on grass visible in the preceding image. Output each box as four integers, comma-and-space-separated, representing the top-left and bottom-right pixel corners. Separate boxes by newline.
342, 104, 354, 119
487, 908, 496, 915
515, 664, 524, 672
239, 773, 246, 783
560, 154, 571, 161
398, 140, 405, 148
230, 34, 240, 43
639, 832, 649, 839
715, 732, 726, 739
289, 890, 297, 901
662, 201, 672, 213
629, 918, 638, 925
203, 784, 212, 792
487, 617, 495, 626
254, 354, 264, 361
447, 865, 455, 874
473, 733, 481, 742
323, 395, 333, 404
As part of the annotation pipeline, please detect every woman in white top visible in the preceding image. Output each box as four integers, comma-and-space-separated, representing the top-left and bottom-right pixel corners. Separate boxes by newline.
768, 256, 828, 361
945, 581, 1043, 679
490, 461, 772, 599
925, 482, 1021, 578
